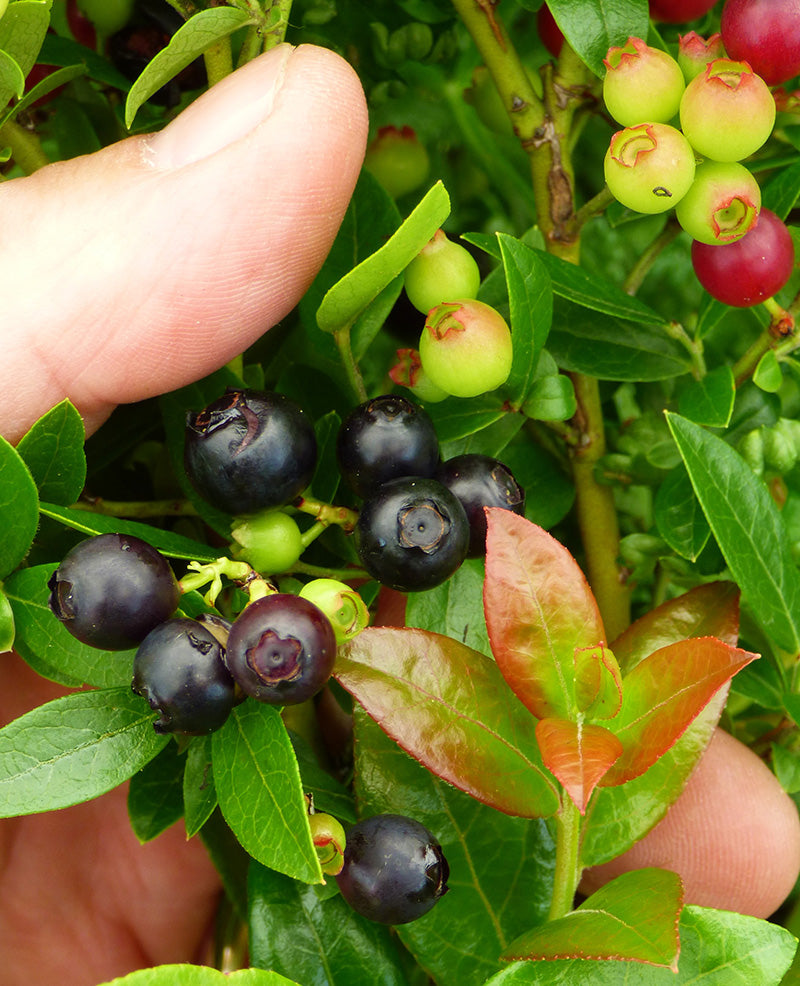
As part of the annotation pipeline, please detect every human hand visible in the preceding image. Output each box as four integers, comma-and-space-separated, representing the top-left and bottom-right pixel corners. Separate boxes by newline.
0, 42, 367, 986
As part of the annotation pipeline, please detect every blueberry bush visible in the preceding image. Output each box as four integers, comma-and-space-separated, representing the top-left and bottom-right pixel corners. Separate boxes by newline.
3, 0, 800, 983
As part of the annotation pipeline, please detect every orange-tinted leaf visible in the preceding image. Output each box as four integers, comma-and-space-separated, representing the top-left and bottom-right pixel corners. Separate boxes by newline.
484, 509, 606, 720
536, 718, 623, 813
602, 637, 756, 786
613, 581, 740, 674
502, 868, 683, 969
335, 627, 560, 818
574, 644, 623, 720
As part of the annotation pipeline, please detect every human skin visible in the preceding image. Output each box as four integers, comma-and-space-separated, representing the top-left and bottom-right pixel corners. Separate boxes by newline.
0, 40, 798, 986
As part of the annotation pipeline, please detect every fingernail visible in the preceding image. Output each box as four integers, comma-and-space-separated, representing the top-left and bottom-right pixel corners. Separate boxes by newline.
144, 44, 294, 169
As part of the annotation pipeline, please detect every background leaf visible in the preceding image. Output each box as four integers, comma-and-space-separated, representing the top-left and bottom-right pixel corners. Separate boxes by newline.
654, 466, 711, 563
0, 687, 167, 817
128, 740, 185, 843
405, 557, 489, 655
183, 733, 217, 838
0, 0, 51, 109
545, 0, 650, 78
16, 398, 87, 505
677, 366, 735, 428
0, 434, 39, 579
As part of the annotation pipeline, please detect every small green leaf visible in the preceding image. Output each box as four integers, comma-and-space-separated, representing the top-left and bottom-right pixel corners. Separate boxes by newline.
0, 0, 51, 107
0, 687, 168, 818
128, 741, 185, 843
125, 7, 254, 128
96, 965, 301, 986
426, 394, 507, 443
0, 586, 15, 653
0, 434, 39, 579
503, 869, 683, 969
16, 399, 87, 505
772, 743, 800, 794
0, 48, 24, 110
522, 372, 577, 421
753, 350, 784, 393
654, 465, 711, 562
546, 0, 650, 78
211, 702, 322, 883
763, 159, 800, 220
678, 365, 735, 427
316, 181, 450, 334
1, 62, 85, 125
183, 734, 217, 838
405, 556, 489, 655
667, 412, 800, 653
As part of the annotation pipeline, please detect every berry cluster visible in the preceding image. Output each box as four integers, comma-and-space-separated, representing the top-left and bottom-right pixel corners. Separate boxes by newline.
337, 395, 525, 591
601, 20, 795, 308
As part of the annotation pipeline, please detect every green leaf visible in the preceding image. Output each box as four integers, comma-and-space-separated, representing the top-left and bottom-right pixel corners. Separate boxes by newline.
677, 366, 735, 427
667, 412, 800, 653
39, 502, 219, 562
763, 159, 800, 220
16, 399, 87, 505
354, 709, 556, 986
316, 180, 450, 333
248, 861, 409, 986
426, 394, 508, 444
211, 702, 322, 884
483, 509, 605, 719
546, 0, 650, 77
522, 373, 577, 421
0, 434, 39, 579
503, 869, 682, 969
0, 48, 24, 110
0, 687, 168, 817
182, 733, 217, 838
654, 465, 711, 562
37, 31, 133, 90
405, 556, 489, 655
0, 586, 14, 653
288, 730, 356, 824
502, 439, 575, 530
5, 564, 135, 688
772, 743, 800, 794
498, 233, 553, 406
1, 62, 85, 125
753, 350, 784, 393
484, 905, 797, 984
125, 7, 254, 127
335, 626, 560, 818
0, 0, 51, 108
97, 965, 301, 986
128, 740, 185, 843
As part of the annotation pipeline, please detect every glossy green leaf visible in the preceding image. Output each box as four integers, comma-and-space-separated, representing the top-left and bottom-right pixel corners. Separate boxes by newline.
667, 412, 800, 653
546, 0, 650, 78
5, 563, 135, 688
654, 465, 711, 562
498, 233, 553, 407
355, 709, 556, 986
503, 868, 682, 969
753, 350, 784, 393
248, 861, 409, 986
677, 366, 735, 427
602, 637, 755, 786
695, 293, 730, 340
0, 687, 167, 817
0, 0, 50, 108
536, 718, 623, 813
183, 733, 217, 838
211, 702, 322, 884
548, 302, 692, 381
97, 965, 300, 986
125, 7, 254, 127
426, 394, 508, 443
484, 904, 797, 984
502, 440, 575, 530
335, 626, 560, 818
763, 159, 800, 220
39, 502, 219, 562
2, 62, 86, 124
128, 740, 185, 843
316, 181, 450, 334
405, 556, 489, 655
483, 509, 605, 720
0, 587, 14, 653
16, 399, 86, 505
0, 48, 24, 111
523, 372, 577, 421
0, 434, 39, 579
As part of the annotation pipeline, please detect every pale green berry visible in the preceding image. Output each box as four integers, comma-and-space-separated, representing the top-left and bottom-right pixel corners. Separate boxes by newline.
604, 123, 696, 214
230, 510, 303, 575
675, 160, 761, 244
404, 229, 481, 314
603, 37, 685, 127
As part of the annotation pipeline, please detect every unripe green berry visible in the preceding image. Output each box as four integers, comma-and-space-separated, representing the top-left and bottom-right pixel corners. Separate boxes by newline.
364, 125, 430, 199
604, 123, 696, 214
738, 428, 765, 476
464, 65, 513, 135
603, 37, 685, 127
404, 229, 481, 314
678, 32, 726, 84
388, 348, 449, 403
419, 299, 513, 398
679, 59, 776, 162
298, 578, 369, 643
675, 160, 761, 244
230, 510, 304, 575
77, 0, 134, 36
309, 811, 347, 877
764, 420, 799, 475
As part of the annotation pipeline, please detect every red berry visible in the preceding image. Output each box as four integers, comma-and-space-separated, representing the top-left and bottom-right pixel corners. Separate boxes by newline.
537, 5, 564, 57
691, 207, 795, 307
721, 0, 800, 87
649, 0, 720, 22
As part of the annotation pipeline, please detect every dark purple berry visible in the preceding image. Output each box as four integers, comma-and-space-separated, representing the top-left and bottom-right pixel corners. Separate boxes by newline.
355, 476, 469, 592
132, 617, 236, 734
224, 594, 337, 705
336, 395, 440, 499
436, 454, 525, 557
184, 389, 317, 516
336, 814, 449, 925
48, 533, 180, 651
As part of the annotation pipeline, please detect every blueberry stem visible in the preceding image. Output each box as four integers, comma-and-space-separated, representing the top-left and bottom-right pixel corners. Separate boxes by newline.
0, 120, 50, 174
333, 323, 369, 403
549, 796, 582, 920
294, 495, 360, 533
732, 297, 798, 387
70, 497, 199, 518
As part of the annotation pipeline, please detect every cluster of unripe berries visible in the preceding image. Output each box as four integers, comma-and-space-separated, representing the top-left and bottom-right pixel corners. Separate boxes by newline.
389, 230, 513, 401
602, 10, 796, 307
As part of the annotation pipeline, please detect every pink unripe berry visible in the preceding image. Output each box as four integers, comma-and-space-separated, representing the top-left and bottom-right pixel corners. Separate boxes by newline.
678, 32, 726, 83
675, 160, 761, 245
364, 125, 430, 199
603, 37, 685, 127
721, 0, 800, 87
604, 123, 696, 215
679, 59, 776, 162
419, 300, 513, 399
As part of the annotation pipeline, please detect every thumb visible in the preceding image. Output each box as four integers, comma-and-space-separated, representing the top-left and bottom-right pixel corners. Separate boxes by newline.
2, 44, 368, 442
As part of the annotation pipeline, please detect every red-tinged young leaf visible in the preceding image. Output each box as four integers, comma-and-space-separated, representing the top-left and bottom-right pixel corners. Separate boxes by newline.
484, 509, 606, 720
602, 637, 756, 786
574, 645, 623, 719
613, 581, 740, 674
335, 627, 560, 818
535, 718, 623, 813
501, 868, 683, 970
